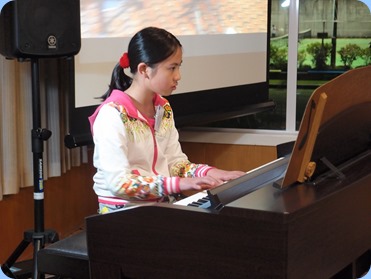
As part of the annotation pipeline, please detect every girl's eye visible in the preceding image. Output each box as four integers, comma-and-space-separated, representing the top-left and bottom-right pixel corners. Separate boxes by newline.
169, 64, 181, 71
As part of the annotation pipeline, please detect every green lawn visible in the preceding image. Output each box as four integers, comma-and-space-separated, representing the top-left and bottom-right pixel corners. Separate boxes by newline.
301, 38, 370, 68
272, 37, 371, 69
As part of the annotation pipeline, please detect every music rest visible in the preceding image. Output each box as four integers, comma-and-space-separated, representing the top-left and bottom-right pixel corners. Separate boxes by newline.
280, 65, 371, 188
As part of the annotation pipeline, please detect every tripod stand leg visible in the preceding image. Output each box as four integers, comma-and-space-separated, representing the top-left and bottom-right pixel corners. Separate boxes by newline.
1, 229, 58, 278
1, 239, 31, 277
33, 237, 42, 279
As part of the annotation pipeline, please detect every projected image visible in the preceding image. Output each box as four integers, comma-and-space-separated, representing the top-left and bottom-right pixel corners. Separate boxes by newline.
75, 0, 269, 108
80, 0, 267, 38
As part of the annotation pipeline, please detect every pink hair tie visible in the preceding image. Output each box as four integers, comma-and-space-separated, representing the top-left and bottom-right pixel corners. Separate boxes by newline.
119, 52, 130, 69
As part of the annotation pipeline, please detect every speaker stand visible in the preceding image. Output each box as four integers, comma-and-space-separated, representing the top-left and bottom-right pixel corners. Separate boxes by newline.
1, 58, 58, 279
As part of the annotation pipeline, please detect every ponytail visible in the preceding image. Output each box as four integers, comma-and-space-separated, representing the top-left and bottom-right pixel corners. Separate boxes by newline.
99, 63, 132, 101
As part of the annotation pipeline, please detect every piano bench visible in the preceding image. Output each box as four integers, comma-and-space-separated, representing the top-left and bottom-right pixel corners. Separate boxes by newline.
37, 230, 89, 279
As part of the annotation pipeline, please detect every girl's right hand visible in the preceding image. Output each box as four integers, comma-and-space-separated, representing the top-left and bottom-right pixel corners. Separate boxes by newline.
179, 176, 222, 192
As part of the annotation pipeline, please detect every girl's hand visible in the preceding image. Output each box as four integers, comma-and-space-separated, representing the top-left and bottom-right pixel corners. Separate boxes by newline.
179, 176, 223, 192
207, 169, 245, 182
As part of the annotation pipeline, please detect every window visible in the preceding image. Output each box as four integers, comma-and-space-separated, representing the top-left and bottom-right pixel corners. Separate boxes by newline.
207, 0, 371, 132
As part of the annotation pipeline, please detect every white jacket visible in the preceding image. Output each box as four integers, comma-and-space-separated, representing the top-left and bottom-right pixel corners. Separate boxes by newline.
89, 90, 212, 204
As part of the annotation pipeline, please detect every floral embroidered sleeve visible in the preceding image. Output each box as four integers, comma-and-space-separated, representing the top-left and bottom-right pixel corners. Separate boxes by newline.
115, 174, 180, 201
170, 160, 214, 178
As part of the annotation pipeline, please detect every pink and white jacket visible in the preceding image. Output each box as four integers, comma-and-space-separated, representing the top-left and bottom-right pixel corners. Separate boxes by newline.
89, 90, 213, 205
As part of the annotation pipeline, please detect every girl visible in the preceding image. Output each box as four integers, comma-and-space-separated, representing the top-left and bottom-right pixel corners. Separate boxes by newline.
89, 27, 245, 213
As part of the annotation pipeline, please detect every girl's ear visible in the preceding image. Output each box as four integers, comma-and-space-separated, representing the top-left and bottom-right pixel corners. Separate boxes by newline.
137, 63, 149, 78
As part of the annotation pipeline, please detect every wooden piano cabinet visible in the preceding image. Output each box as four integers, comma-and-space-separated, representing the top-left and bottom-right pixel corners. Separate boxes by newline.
86, 153, 371, 279
87, 204, 289, 278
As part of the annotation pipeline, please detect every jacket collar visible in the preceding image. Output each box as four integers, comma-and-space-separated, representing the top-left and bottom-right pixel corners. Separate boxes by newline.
88, 89, 168, 135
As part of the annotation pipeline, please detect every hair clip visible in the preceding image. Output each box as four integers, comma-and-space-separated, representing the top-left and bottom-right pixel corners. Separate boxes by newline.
119, 52, 130, 68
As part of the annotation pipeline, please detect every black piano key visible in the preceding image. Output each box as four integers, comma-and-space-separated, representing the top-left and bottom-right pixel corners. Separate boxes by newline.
187, 196, 211, 209
187, 203, 199, 207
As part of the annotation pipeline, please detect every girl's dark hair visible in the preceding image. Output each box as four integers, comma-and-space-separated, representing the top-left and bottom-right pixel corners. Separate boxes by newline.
100, 27, 182, 100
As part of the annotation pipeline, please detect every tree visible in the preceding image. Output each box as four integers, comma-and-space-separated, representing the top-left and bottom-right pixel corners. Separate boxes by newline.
270, 44, 288, 70
306, 42, 332, 70
360, 46, 371, 66
338, 44, 362, 69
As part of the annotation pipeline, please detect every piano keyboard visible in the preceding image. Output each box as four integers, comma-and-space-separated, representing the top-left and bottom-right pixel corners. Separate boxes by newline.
174, 191, 211, 208
173, 156, 289, 210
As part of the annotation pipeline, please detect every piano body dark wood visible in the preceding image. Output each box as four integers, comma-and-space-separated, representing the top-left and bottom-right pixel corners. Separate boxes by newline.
86, 152, 371, 279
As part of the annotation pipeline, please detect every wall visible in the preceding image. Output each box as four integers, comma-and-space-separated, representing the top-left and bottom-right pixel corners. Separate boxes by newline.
0, 148, 97, 264
179, 129, 297, 171
181, 142, 279, 172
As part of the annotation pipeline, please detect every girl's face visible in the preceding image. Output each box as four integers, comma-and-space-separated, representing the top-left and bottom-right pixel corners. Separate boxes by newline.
146, 47, 182, 96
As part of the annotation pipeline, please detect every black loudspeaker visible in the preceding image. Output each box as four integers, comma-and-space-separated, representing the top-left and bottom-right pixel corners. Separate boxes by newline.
0, 0, 81, 59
